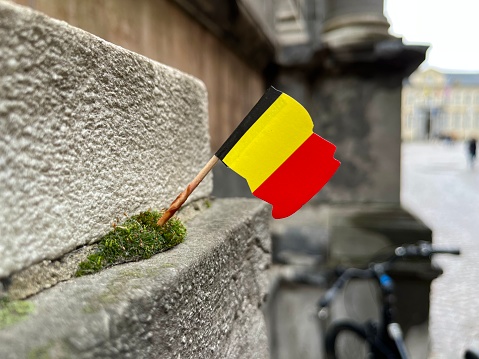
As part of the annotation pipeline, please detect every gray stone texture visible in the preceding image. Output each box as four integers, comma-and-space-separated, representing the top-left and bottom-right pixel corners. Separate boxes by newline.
311, 74, 402, 204
5, 243, 96, 300
267, 277, 327, 359
0, 1, 212, 277
0, 198, 271, 359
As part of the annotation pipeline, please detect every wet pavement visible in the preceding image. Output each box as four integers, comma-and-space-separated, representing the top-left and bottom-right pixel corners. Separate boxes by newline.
401, 141, 479, 359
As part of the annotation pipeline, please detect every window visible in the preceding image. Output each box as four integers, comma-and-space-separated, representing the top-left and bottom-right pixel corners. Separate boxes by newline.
444, 114, 451, 130
451, 91, 462, 105
406, 114, 414, 129
464, 115, 472, 129
452, 113, 463, 128
474, 116, 479, 129
463, 92, 473, 105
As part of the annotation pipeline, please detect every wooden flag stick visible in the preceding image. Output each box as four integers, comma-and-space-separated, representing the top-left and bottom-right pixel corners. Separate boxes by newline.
157, 155, 219, 226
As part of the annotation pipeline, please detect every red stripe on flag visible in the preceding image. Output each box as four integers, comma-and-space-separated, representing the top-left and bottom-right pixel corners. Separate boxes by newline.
252, 133, 340, 219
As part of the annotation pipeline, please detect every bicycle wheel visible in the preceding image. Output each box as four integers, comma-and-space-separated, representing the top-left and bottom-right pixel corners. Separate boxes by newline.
324, 321, 398, 359
324, 321, 370, 359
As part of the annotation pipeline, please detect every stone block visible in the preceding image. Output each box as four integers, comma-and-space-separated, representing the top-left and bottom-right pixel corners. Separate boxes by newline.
0, 1, 212, 277
0, 198, 271, 359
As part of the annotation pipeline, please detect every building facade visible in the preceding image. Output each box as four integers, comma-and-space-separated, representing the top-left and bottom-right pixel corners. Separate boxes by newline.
402, 69, 479, 141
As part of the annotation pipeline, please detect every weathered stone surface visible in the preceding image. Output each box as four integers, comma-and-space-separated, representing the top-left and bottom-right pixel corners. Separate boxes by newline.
0, 198, 271, 359
0, 1, 212, 277
4, 244, 96, 300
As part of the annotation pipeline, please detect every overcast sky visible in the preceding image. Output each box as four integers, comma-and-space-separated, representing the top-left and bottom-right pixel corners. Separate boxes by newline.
384, 0, 479, 73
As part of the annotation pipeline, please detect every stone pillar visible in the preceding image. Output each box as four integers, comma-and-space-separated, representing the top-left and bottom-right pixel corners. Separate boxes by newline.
321, 0, 392, 49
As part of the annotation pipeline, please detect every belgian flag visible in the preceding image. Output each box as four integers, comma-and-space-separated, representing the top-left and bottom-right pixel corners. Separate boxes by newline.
216, 87, 340, 219
158, 87, 340, 226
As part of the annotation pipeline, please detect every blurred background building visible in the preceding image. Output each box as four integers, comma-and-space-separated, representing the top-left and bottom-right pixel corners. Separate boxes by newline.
402, 68, 479, 141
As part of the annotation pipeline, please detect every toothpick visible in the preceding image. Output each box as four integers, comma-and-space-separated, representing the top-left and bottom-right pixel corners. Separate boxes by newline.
157, 155, 219, 226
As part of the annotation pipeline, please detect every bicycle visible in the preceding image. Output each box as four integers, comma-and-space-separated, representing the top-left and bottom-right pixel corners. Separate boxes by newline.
317, 242, 460, 359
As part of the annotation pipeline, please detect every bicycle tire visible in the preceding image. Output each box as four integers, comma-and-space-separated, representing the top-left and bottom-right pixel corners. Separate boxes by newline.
324, 321, 369, 359
324, 321, 398, 359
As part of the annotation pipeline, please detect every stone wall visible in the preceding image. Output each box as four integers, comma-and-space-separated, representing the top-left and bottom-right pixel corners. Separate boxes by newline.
0, 1, 212, 277
10, 0, 269, 153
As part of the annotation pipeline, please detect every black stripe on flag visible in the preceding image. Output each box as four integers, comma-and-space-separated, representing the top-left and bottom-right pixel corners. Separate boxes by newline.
215, 86, 282, 160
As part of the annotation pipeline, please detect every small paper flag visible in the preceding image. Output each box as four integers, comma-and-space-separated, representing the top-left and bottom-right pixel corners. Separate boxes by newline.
215, 87, 340, 219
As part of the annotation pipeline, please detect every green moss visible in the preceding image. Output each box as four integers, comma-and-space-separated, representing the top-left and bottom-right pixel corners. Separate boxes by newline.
75, 210, 186, 277
0, 297, 35, 329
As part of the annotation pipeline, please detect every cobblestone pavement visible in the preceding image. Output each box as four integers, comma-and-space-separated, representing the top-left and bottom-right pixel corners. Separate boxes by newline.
402, 141, 479, 359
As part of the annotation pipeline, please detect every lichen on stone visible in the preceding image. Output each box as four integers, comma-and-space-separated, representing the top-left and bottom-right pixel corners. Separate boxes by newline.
75, 210, 186, 277
0, 297, 35, 329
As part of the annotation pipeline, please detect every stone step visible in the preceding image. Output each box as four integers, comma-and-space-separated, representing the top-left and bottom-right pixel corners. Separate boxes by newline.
0, 1, 212, 278
0, 198, 271, 359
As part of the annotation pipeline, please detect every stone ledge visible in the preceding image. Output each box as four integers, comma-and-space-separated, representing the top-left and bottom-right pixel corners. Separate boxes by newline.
0, 1, 212, 277
2, 199, 213, 300
0, 198, 272, 359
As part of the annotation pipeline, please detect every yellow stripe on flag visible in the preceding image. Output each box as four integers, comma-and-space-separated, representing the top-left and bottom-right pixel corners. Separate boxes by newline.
223, 93, 313, 191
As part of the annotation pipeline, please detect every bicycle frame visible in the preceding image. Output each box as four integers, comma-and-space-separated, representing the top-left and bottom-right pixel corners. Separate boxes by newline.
370, 266, 409, 359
